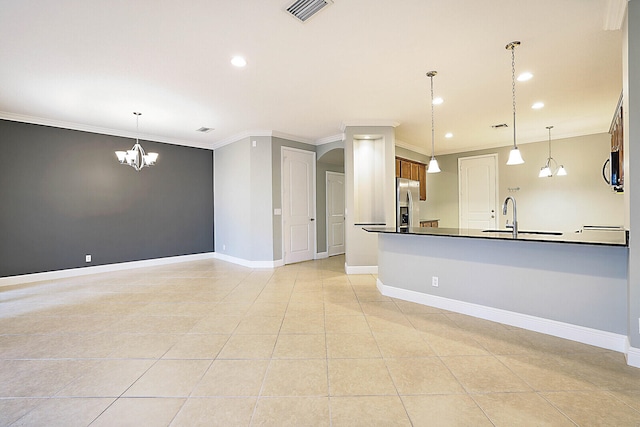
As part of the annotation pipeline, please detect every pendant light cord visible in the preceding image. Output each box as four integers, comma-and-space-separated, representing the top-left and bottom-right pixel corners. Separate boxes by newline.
430, 74, 436, 159
511, 47, 517, 149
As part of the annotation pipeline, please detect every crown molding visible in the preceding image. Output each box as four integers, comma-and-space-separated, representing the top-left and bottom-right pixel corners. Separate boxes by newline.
340, 120, 401, 132
395, 139, 429, 156
315, 133, 345, 145
211, 129, 316, 150
0, 111, 213, 150
603, 0, 627, 30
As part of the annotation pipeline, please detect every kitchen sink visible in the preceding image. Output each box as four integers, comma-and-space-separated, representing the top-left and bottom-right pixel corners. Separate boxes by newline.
482, 229, 563, 236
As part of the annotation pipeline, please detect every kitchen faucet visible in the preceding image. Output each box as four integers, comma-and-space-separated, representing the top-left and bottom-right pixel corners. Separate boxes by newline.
502, 196, 518, 238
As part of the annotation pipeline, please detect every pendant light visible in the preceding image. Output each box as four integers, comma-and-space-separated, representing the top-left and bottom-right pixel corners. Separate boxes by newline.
505, 41, 524, 165
538, 126, 567, 177
426, 71, 441, 173
115, 112, 158, 171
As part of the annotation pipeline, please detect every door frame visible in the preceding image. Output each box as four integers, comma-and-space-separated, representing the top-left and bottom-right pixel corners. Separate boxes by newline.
458, 153, 499, 229
326, 171, 345, 257
281, 146, 317, 264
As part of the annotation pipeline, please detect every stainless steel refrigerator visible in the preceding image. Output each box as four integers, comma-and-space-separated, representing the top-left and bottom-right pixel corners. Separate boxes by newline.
396, 177, 420, 231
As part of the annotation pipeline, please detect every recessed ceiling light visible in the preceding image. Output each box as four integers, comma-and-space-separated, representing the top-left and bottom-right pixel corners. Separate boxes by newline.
231, 56, 247, 67
432, 97, 444, 105
445, 132, 453, 138
532, 102, 545, 109
517, 72, 533, 81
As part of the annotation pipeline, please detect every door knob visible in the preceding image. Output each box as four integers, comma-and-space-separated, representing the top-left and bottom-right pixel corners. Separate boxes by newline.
310, 218, 315, 221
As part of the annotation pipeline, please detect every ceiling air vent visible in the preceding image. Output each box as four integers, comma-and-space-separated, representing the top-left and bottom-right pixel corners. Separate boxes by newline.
196, 127, 214, 133
286, 0, 333, 22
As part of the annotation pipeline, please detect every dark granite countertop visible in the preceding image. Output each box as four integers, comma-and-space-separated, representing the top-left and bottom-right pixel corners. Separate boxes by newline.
364, 226, 629, 247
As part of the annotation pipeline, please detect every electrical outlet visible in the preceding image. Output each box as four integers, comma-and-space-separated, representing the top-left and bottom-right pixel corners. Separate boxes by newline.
222, 244, 226, 251
85, 254, 91, 263
432, 276, 439, 287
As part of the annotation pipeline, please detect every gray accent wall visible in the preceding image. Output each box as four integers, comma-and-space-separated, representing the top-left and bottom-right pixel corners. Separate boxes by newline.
0, 120, 214, 277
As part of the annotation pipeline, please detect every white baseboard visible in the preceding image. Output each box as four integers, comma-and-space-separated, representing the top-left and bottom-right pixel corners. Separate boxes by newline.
0, 252, 216, 287
213, 252, 281, 269
625, 341, 640, 368
345, 263, 378, 275
315, 252, 329, 260
377, 279, 629, 355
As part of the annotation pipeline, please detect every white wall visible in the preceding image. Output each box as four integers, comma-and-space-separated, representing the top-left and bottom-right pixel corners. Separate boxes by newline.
624, 0, 640, 352
214, 136, 274, 262
344, 126, 396, 271
421, 133, 624, 232
214, 138, 252, 259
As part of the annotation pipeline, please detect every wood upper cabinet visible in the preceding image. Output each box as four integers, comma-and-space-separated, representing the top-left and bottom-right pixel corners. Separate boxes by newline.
395, 157, 426, 201
400, 160, 412, 179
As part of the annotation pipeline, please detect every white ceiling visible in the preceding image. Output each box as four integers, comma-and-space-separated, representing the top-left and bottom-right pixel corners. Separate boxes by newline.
0, 0, 624, 155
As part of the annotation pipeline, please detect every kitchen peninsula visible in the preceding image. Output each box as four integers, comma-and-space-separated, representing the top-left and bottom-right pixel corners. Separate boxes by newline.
366, 226, 629, 353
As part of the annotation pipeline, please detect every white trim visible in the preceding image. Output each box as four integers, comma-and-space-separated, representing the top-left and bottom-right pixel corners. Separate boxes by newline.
626, 342, 640, 368
395, 139, 429, 156
0, 253, 216, 287
212, 130, 316, 150
213, 252, 281, 269
0, 111, 213, 150
316, 133, 345, 145
315, 252, 329, 260
345, 263, 378, 275
340, 120, 400, 131
377, 279, 629, 354
603, 0, 628, 31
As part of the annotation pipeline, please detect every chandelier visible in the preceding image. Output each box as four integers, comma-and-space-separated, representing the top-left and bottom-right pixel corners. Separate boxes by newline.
115, 112, 158, 171
538, 126, 567, 177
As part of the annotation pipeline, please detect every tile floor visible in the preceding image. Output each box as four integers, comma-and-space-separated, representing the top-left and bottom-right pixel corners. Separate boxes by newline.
1, 255, 640, 426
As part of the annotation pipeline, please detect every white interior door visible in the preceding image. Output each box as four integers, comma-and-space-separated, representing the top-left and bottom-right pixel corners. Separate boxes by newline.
326, 171, 345, 256
459, 154, 498, 230
283, 148, 316, 264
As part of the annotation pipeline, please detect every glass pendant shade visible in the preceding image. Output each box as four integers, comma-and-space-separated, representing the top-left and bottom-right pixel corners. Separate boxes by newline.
556, 165, 567, 176
538, 165, 552, 178
507, 147, 524, 165
427, 157, 441, 173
